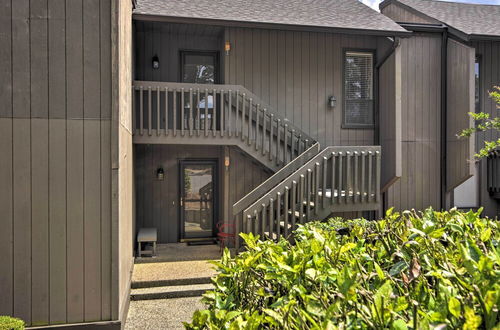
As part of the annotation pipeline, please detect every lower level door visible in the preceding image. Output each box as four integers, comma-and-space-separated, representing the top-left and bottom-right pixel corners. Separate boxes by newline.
180, 160, 217, 239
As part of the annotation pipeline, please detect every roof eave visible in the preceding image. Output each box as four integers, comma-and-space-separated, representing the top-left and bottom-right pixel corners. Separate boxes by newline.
132, 13, 411, 37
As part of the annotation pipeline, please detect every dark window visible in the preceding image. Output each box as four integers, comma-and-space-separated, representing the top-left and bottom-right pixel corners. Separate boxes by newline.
181, 51, 219, 84
475, 57, 480, 113
343, 51, 374, 127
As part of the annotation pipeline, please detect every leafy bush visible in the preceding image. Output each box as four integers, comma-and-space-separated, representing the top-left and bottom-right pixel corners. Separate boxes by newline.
185, 208, 499, 329
0, 316, 24, 330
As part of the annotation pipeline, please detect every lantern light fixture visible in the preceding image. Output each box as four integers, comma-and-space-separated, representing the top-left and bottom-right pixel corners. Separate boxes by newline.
156, 167, 164, 181
224, 41, 231, 55
152, 55, 160, 69
328, 95, 337, 108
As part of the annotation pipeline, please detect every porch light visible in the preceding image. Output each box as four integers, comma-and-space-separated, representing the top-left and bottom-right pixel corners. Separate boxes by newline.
152, 55, 160, 70
224, 156, 230, 167
328, 95, 337, 108
156, 167, 164, 181
224, 41, 231, 55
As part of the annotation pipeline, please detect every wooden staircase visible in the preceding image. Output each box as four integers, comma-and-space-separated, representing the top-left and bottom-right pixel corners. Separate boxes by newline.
132, 81, 382, 248
234, 145, 381, 249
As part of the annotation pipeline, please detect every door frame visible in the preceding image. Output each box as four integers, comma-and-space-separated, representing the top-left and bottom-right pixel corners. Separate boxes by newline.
178, 159, 219, 240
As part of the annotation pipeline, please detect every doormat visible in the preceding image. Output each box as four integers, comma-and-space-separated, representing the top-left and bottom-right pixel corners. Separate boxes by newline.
187, 239, 217, 246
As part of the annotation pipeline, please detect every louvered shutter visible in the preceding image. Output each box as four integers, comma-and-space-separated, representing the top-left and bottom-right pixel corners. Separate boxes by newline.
344, 52, 374, 127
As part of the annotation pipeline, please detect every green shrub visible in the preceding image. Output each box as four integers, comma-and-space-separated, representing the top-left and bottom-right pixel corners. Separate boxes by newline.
0, 316, 24, 330
185, 208, 499, 329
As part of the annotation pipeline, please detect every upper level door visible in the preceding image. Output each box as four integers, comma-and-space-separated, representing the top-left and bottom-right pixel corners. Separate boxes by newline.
181, 51, 220, 84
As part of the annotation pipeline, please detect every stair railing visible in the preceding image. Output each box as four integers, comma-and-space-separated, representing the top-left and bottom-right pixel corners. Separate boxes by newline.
132, 80, 315, 169
236, 146, 381, 249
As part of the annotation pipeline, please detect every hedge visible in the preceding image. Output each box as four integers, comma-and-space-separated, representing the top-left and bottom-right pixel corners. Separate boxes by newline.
185, 208, 499, 329
0, 316, 24, 330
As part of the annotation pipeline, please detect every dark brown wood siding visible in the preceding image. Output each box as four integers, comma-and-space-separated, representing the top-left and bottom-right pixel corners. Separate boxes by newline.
134, 145, 270, 243
223, 27, 393, 147
473, 41, 500, 217
386, 34, 442, 211
0, 0, 114, 326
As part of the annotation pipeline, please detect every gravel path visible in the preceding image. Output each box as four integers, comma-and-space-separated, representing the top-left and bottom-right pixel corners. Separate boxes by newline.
125, 297, 206, 330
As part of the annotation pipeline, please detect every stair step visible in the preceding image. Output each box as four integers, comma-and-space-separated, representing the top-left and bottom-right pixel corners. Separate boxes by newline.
131, 283, 214, 301
132, 276, 212, 289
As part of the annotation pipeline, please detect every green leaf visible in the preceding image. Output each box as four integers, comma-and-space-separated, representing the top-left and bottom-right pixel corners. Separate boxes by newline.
480, 228, 492, 242
389, 260, 408, 277
464, 306, 482, 330
391, 319, 408, 330
448, 297, 461, 318
374, 262, 386, 280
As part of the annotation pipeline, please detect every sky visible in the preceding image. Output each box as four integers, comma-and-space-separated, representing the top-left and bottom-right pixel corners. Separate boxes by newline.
359, 0, 500, 11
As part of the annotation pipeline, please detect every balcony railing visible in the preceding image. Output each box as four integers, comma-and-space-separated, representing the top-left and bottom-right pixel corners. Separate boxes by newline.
132, 81, 316, 171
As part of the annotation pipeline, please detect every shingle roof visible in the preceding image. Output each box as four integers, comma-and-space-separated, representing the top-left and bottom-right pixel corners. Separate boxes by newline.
134, 0, 408, 35
391, 0, 500, 38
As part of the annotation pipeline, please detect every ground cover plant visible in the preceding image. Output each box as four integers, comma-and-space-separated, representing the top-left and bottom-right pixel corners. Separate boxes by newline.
0, 316, 24, 330
185, 208, 499, 329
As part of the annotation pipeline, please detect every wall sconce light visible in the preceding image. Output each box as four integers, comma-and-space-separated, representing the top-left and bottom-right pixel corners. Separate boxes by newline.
224, 41, 231, 56
224, 156, 230, 167
156, 167, 164, 181
152, 55, 160, 70
328, 95, 337, 108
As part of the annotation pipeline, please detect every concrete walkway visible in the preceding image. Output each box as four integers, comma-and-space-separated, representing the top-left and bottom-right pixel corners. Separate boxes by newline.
125, 297, 206, 330
125, 245, 221, 329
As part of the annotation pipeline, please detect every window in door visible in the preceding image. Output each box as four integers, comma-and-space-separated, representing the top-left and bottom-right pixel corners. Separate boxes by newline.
181, 51, 219, 84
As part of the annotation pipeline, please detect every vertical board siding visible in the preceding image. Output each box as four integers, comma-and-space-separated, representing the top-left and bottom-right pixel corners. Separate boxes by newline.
0, 0, 113, 326
473, 41, 500, 217
446, 39, 475, 191
134, 21, 223, 82
379, 46, 402, 192
13, 119, 32, 323
0, 0, 12, 117
386, 35, 442, 211
224, 27, 383, 148
0, 118, 13, 315
66, 120, 85, 323
49, 119, 67, 324
134, 145, 270, 243
134, 23, 386, 148
11, 0, 30, 118
31, 119, 50, 325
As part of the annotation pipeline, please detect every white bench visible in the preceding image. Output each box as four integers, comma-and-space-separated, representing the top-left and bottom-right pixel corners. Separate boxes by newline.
137, 228, 157, 257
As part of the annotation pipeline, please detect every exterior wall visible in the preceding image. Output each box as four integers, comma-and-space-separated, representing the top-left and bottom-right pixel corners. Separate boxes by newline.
133, 22, 394, 149
223, 27, 392, 148
134, 145, 270, 243
386, 34, 443, 211
473, 41, 500, 217
0, 0, 115, 327
132, 22, 394, 222
134, 21, 223, 82
381, 2, 440, 24
112, 0, 134, 325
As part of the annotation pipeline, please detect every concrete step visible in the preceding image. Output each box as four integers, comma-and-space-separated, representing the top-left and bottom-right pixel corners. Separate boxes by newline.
131, 283, 214, 301
132, 276, 212, 289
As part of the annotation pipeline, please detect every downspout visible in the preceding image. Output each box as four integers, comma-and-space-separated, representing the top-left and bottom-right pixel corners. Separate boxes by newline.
440, 28, 448, 210
375, 36, 401, 215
